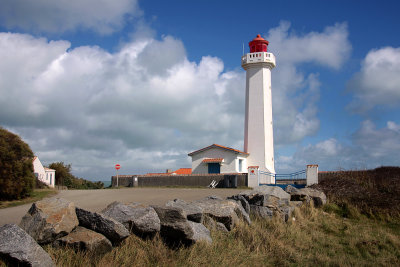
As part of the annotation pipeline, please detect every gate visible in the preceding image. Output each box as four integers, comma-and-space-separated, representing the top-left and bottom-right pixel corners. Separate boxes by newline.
259, 169, 306, 189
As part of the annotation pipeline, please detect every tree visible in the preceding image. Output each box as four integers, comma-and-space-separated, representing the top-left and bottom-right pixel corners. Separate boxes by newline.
48, 162, 103, 189
0, 127, 35, 200
48, 162, 73, 187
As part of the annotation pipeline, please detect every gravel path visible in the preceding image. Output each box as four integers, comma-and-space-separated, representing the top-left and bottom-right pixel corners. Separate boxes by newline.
0, 187, 243, 225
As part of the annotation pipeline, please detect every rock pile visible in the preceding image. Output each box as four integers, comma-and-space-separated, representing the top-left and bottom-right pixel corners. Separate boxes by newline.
0, 185, 326, 266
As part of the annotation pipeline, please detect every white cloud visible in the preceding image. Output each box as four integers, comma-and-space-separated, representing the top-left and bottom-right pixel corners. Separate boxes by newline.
347, 47, 400, 112
0, 32, 244, 178
276, 120, 400, 172
266, 21, 351, 144
0, 0, 140, 34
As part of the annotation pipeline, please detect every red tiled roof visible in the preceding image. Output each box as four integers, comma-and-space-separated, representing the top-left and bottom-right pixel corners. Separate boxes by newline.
173, 168, 192, 175
146, 168, 192, 176
202, 158, 223, 163
188, 144, 248, 156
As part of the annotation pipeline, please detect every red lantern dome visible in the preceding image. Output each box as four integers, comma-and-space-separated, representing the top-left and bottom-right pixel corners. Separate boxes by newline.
249, 34, 269, 53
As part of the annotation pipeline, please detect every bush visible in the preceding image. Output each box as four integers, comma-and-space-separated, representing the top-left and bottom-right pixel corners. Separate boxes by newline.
48, 162, 103, 189
0, 127, 35, 200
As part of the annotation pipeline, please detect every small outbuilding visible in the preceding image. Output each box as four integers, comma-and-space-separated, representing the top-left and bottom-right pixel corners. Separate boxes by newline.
188, 144, 248, 174
33, 156, 55, 188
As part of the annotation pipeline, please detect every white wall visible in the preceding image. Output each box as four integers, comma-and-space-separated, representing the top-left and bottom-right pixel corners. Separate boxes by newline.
191, 147, 248, 174
33, 157, 45, 182
44, 169, 56, 188
306, 165, 318, 186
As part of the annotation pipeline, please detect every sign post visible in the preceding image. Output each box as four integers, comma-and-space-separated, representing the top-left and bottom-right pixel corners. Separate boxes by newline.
115, 164, 121, 187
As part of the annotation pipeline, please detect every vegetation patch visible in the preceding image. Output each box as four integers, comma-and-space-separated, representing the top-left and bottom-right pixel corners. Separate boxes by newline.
0, 127, 36, 200
0, 189, 57, 209
49, 162, 104, 190
314, 166, 400, 218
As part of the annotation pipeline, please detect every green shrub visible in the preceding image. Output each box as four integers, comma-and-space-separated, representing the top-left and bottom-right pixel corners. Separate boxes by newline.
48, 162, 103, 189
0, 127, 35, 200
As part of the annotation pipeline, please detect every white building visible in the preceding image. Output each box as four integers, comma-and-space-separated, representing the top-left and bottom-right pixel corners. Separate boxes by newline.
33, 156, 55, 188
188, 144, 248, 174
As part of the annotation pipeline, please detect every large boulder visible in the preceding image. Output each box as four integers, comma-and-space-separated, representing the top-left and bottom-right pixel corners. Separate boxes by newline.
20, 198, 79, 244
202, 215, 229, 232
54, 226, 112, 255
0, 224, 55, 267
152, 206, 211, 247
188, 221, 212, 244
166, 199, 203, 223
250, 205, 273, 219
238, 186, 290, 208
227, 195, 250, 214
102, 202, 160, 238
192, 198, 249, 230
75, 207, 130, 246
286, 187, 327, 207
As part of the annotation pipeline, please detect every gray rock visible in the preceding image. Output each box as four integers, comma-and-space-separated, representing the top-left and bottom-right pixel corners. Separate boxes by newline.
216, 222, 229, 232
102, 202, 160, 238
152, 206, 212, 246
188, 221, 212, 244
288, 188, 327, 207
166, 199, 203, 223
202, 216, 228, 232
250, 205, 274, 219
233, 200, 251, 225
284, 185, 299, 194
20, 198, 79, 244
152, 206, 194, 247
238, 186, 290, 208
192, 198, 241, 231
54, 226, 112, 255
228, 195, 250, 214
0, 224, 55, 267
75, 207, 130, 246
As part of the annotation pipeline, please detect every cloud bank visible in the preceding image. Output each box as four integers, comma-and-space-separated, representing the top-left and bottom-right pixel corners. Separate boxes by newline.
348, 47, 400, 112
0, 21, 352, 179
266, 21, 351, 144
0, 0, 140, 34
277, 120, 400, 172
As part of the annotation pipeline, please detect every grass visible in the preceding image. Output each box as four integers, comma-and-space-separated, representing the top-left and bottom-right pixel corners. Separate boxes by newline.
0, 189, 58, 209
38, 204, 400, 267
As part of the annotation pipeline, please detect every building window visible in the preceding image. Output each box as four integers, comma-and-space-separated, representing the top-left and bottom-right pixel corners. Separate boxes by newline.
238, 159, 243, 172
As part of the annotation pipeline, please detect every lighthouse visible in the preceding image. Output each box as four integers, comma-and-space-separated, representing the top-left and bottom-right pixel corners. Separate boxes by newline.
242, 34, 276, 184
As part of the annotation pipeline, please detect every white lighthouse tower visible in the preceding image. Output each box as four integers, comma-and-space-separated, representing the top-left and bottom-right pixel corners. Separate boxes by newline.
242, 34, 276, 185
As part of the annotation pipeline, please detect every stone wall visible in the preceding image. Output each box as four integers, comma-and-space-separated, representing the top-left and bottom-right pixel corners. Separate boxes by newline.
111, 174, 248, 188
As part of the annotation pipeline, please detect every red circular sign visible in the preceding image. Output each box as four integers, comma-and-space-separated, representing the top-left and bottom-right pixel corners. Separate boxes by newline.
115, 164, 121, 170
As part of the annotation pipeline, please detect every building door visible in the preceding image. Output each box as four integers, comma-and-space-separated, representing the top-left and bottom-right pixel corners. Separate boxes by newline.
208, 163, 220, 174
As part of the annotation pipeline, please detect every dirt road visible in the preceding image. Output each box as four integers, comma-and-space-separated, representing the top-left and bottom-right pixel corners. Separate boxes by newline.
0, 187, 243, 225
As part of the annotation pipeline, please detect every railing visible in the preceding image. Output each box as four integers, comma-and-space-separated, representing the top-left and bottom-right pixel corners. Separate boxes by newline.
258, 169, 306, 186
275, 170, 306, 181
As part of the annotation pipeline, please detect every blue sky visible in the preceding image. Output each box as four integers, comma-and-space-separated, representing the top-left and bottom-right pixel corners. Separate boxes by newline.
0, 0, 400, 181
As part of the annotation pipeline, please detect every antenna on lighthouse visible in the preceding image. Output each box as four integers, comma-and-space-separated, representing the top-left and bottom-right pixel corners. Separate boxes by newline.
242, 43, 244, 55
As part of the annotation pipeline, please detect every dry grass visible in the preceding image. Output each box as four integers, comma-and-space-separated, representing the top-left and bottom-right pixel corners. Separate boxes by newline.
315, 166, 400, 218
41, 205, 400, 267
